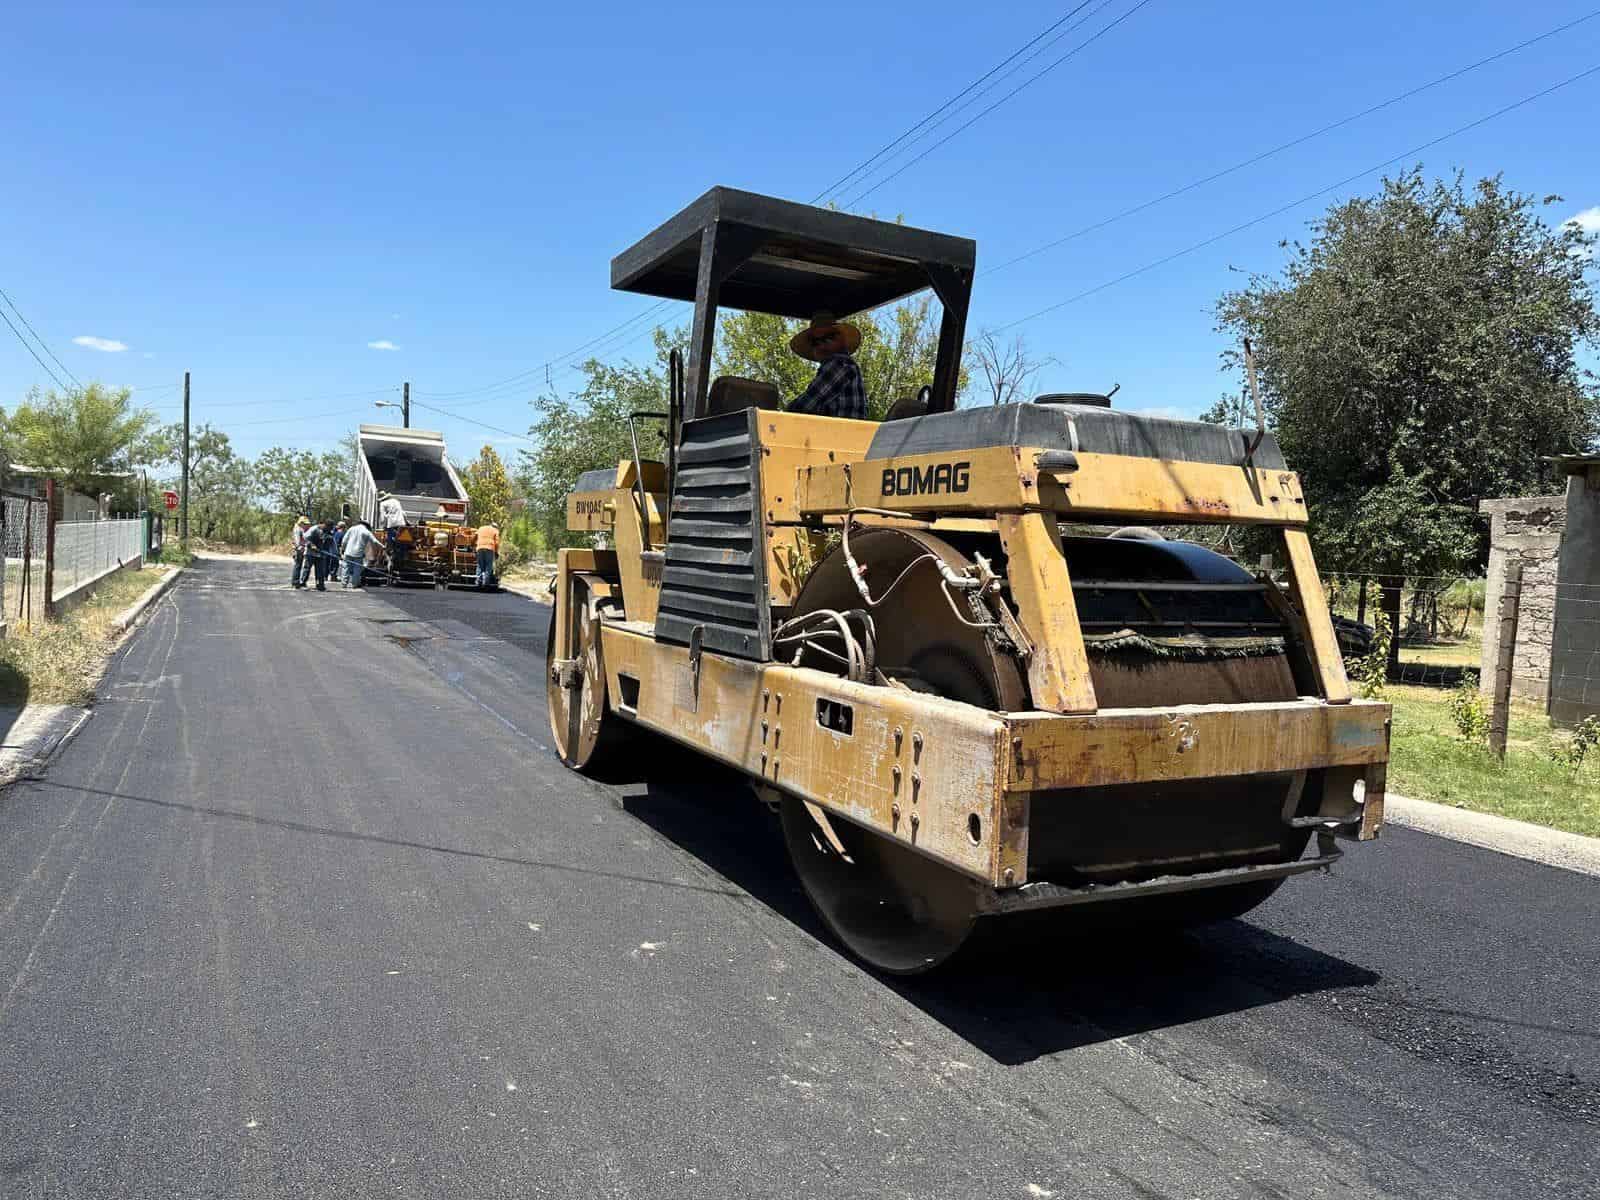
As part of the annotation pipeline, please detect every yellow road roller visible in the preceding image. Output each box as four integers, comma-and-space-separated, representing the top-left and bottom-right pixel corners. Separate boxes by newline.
546, 187, 1389, 973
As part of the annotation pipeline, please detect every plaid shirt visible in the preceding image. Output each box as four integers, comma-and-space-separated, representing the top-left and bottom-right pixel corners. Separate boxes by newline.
788, 353, 867, 420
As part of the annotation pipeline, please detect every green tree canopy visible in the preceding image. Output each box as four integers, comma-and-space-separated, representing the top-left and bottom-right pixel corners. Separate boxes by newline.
0, 383, 158, 495
461, 444, 513, 526
150, 422, 255, 540
520, 348, 670, 550
254, 445, 351, 519
1215, 170, 1599, 659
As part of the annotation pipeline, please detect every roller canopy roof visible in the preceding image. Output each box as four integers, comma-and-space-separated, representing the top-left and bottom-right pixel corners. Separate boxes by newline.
610, 187, 976, 318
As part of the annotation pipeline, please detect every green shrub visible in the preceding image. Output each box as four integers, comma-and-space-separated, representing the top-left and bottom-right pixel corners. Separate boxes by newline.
1355, 612, 1392, 699
1550, 715, 1600, 770
1446, 671, 1488, 742
499, 513, 545, 569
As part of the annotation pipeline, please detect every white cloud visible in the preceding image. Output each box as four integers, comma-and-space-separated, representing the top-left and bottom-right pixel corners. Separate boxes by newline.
1566, 207, 1600, 260
73, 335, 128, 353
1128, 405, 1185, 421
1567, 206, 1600, 234
367, 339, 400, 351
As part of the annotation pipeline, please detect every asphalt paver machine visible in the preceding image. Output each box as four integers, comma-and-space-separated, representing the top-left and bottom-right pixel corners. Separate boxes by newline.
547, 187, 1390, 973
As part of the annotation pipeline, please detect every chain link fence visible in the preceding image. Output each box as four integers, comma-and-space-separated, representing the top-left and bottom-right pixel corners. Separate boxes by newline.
51, 517, 144, 603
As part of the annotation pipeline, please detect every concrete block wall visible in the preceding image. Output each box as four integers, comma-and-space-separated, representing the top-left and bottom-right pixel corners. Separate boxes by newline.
1479, 495, 1564, 701
1550, 471, 1600, 726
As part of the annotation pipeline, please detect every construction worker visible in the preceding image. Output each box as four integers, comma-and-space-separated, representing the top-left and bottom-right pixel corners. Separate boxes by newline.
340, 520, 376, 587
786, 312, 867, 419
475, 521, 500, 589
378, 491, 407, 544
333, 519, 347, 565
290, 516, 311, 588
302, 519, 332, 590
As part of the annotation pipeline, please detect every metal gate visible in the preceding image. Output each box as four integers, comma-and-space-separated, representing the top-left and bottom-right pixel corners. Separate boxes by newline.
2, 490, 52, 629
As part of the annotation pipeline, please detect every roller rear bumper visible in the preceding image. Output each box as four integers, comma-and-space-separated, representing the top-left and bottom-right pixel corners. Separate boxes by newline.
979, 849, 1343, 915
1001, 698, 1389, 899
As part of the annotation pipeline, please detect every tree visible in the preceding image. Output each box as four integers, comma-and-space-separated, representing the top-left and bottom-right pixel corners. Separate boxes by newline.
0, 382, 157, 495
1216, 169, 1600, 669
254, 445, 351, 518
969, 330, 1052, 406
461, 445, 513, 525
519, 354, 670, 549
149, 422, 255, 540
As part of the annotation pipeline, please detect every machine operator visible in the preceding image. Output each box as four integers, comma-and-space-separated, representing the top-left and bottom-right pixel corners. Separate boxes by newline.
785, 312, 866, 420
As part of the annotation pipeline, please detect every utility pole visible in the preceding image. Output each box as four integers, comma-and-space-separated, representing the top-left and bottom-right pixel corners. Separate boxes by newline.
180, 370, 191, 548
402, 380, 410, 428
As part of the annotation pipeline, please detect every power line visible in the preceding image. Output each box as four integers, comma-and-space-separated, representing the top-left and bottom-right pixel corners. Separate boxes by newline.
421, 6, 1127, 409
412, 2, 1152, 422
418, 4, 1152, 418
992, 61, 1600, 334
227, 405, 376, 428
0, 285, 82, 390
841, 0, 1155, 210
982, 8, 1600, 278
0, 305, 70, 392
410, 399, 532, 442
811, 0, 1099, 205
146, 386, 399, 414
412, 301, 675, 404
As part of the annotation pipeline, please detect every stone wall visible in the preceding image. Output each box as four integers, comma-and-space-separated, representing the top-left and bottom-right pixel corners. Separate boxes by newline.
1479, 495, 1564, 702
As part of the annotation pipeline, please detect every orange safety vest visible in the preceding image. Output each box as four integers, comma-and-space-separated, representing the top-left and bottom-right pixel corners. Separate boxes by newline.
475, 525, 500, 553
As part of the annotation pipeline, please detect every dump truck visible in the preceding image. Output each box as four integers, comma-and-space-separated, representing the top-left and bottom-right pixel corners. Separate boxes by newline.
351, 424, 470, 585
546, 187, 1390, 974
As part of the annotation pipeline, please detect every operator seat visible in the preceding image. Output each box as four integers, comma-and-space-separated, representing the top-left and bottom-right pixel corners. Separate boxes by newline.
882, 385, 933, 422
706, 375, 782, 418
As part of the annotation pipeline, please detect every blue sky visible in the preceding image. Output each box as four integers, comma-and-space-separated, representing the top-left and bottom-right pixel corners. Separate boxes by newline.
3, 0, 1597, 462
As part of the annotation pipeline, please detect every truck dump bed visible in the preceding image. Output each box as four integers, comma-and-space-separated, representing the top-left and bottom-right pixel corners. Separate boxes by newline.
352, 424, 468, 526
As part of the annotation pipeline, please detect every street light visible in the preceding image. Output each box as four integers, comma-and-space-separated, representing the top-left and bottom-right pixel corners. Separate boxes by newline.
374, 396, 410, 429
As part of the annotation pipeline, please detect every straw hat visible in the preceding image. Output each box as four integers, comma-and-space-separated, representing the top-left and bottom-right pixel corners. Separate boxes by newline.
297, 515, 310, 526
789, 312, 862, 362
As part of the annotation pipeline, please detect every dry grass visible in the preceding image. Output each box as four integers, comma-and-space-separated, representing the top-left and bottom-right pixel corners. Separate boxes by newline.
0, 566, 172, 706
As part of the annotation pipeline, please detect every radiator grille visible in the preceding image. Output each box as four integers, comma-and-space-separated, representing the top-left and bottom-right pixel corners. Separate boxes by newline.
653, 409, 770, 660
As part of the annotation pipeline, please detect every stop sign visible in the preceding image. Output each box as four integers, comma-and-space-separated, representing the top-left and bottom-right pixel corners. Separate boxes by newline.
162, 490, 179, 511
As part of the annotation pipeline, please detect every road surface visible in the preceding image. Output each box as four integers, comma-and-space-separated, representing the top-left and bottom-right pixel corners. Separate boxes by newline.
0, 557, 1595, 1198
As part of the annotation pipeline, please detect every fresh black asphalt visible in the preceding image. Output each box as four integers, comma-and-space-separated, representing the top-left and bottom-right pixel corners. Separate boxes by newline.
0, 556, 1595, 1198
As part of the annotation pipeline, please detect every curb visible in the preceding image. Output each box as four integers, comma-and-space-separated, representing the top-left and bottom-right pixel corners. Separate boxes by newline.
0, 705, 91, 787
1384, 792, 1600, 878
112, 565, 185, 633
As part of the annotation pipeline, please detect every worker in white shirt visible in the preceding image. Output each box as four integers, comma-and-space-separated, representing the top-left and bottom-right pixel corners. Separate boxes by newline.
290, 516, 311, 589
340, 520, 377, 587
377, 491, 407, 542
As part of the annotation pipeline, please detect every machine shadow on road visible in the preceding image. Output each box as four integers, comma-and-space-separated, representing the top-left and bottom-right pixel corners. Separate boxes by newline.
617, 750, 1381, 1066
